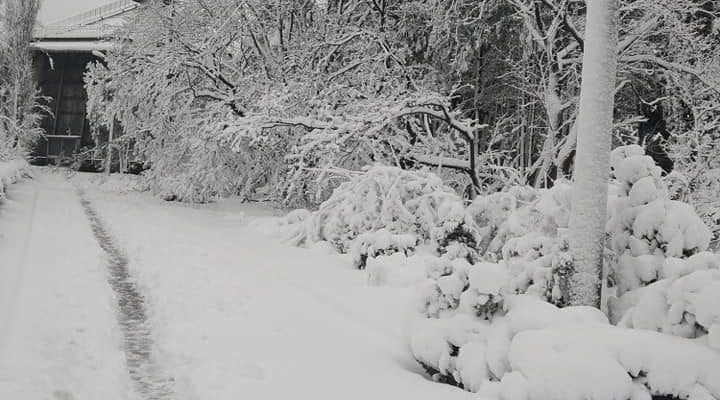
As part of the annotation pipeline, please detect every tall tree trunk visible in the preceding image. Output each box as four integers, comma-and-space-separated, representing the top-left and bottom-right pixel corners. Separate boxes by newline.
568, 0, 619, 308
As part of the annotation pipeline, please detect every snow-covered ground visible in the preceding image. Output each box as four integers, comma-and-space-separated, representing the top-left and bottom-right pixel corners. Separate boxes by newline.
0, 171, 133, 400
0, 169, 473, 399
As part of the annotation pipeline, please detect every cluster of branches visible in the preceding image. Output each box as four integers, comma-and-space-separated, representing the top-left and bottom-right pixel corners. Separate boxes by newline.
85, 0, 720, 204
0, 0, 45, 160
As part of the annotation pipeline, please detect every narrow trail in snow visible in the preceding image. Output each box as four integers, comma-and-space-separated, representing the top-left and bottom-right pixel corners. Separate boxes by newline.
76, 188, 174, 400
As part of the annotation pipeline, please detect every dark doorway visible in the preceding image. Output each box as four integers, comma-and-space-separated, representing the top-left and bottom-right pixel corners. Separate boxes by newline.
32, 52, 99, 165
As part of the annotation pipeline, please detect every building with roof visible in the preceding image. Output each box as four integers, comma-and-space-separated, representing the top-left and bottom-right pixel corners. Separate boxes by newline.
30, 0, 143, 166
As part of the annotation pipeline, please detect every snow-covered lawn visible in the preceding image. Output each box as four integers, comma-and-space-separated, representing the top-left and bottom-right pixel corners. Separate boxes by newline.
0, 169, 472, 399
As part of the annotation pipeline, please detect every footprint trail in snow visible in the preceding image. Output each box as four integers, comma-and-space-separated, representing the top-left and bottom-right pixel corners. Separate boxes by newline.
77, 188, 173, 399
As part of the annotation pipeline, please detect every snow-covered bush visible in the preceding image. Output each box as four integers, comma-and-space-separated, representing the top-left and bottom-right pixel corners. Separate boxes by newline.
349, 228, 418, 269
280, 163, 578, 307
285, 166, 477, 259
412, 260, 512, 387
478, 182, 575, 307
465, 186, 539, 259
410, 182, 581, 387
612, 253, 720, 347
604, 146, 720, 346
0, 159, 31, 199
411, 219, 575, 386
411, 293, 720, 399
607, 145, 710, 294
409, 145, 720, 397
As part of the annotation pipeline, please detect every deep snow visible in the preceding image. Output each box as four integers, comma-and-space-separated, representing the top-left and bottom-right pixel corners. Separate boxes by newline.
0, 169, 473, 399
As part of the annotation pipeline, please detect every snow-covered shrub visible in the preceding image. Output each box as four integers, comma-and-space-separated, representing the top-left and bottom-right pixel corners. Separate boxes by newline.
607, 145, 710, 294
0, 159, 31, 199
600, 146, 720, 348
411, 260, 511, 388
411, 293, 720, 399
412, 225, 577, 388
417, 257, 472, 319
349, 228, 418, 269
493, 182, 575, 307
505, 235, 574, 307
285, 165, 575, 282
285, 166, 477, 260
605, 146, 719, 335
410, 218, 575, 386
369, 177, 574, 302
466, 186, 538, 259
613, 253, 720, 347
411, 294, 603, 392
606, 145, 707, 292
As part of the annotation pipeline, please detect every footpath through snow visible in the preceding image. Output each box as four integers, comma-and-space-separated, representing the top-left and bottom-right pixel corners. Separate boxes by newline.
0, 172, 133, 399
0, 169, 473, 400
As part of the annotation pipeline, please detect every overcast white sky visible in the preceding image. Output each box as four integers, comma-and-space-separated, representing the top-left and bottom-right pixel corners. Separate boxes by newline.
38, 0, 117, 25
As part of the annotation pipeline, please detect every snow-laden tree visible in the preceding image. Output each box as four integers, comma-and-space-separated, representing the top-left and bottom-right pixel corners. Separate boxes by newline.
0, 0, 44, 159
86, 0, 317, 202
86, 0, 720, 209
568, 0, 619, 307
87, 0, 517, 204
500, 0, 720, 187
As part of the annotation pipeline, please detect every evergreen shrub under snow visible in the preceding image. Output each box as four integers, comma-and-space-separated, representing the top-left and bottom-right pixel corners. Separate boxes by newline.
605, 146, 720, 347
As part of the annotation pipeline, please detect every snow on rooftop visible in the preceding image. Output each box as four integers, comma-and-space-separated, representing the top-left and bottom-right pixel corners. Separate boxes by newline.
34, 0, 139, 41
30, 40, 116, 52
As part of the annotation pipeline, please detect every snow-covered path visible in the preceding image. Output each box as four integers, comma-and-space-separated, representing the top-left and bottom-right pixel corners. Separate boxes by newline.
0, 173, 133, 400
0, 170, 472, 399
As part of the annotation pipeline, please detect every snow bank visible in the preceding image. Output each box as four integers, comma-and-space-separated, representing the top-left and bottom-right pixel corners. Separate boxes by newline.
82, 173, 149, 194
64, 170, 150, 196
510, 324, 720, 400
